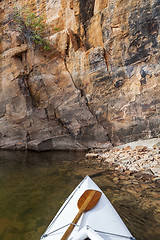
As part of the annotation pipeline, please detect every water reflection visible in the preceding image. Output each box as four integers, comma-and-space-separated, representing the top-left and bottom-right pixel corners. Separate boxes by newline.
0, 151, 85, 240
0, 150, 159, 240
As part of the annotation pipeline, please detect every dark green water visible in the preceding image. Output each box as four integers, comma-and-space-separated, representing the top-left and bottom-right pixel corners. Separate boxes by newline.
0, 150, 159, 240
0, 151, 85, 240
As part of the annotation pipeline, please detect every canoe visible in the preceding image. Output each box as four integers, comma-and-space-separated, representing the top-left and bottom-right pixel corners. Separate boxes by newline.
40, 176, 135, 240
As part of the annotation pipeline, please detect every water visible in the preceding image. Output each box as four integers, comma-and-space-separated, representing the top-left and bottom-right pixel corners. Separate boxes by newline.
0, 151, 85, 240
0, 151, 159, 240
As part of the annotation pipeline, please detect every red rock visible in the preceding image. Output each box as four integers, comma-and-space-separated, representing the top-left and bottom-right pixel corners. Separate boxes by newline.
0, 0, 159, 150
122, 145, 132, 151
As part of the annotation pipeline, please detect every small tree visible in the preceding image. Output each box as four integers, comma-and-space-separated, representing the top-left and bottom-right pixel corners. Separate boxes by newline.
13, 7, 50, 50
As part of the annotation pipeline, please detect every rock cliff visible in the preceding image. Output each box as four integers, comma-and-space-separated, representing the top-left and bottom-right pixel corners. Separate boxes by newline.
0, 0, 159, 151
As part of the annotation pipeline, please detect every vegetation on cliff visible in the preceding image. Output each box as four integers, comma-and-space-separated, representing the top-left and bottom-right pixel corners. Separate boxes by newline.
13, 6, 50, 50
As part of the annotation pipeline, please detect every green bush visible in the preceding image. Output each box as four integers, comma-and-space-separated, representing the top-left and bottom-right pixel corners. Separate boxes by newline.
13, 7, 50, 50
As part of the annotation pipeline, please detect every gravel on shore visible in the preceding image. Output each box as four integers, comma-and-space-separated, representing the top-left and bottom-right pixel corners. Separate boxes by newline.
85, 138, 160, 183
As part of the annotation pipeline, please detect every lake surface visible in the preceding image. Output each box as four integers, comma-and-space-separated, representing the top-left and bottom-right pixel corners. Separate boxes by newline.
0, 150, 159, 240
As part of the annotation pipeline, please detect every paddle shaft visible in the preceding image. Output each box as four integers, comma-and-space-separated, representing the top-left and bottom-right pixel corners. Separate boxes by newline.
61, 190, 97, 240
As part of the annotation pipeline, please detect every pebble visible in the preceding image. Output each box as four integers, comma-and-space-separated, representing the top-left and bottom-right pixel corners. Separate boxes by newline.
86, 144, 160, 181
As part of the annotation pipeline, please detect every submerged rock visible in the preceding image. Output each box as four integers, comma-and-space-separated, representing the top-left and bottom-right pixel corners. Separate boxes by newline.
86, 138, 160, 181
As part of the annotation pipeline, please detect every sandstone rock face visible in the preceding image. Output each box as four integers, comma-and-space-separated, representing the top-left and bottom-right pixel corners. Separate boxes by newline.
0, 0, 159, 150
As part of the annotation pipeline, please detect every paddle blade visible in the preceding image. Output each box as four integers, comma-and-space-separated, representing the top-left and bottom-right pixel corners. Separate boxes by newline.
77, 189, 102, 212
61, 189, 102, 240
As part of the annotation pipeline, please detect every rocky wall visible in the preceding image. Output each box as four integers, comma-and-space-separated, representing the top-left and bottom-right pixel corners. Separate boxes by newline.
0, 0, 159, 150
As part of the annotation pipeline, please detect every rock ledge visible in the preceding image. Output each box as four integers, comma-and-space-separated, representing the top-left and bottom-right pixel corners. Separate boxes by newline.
86, 138, 160, 181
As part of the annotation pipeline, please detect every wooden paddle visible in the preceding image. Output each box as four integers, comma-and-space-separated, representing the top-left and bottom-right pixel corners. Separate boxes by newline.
61, 189, 102, 240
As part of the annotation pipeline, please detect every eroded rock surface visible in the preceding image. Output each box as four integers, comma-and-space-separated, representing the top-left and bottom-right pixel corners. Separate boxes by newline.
0, 0, 159, 150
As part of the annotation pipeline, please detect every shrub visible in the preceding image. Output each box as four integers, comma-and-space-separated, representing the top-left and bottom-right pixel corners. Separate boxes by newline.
13, 6, 50, 50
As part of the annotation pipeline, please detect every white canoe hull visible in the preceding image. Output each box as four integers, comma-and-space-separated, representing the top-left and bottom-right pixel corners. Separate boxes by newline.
41, 176, 135, 240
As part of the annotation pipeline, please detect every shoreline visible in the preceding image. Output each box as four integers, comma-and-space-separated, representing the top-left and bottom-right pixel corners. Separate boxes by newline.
85, 138, 160, 184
